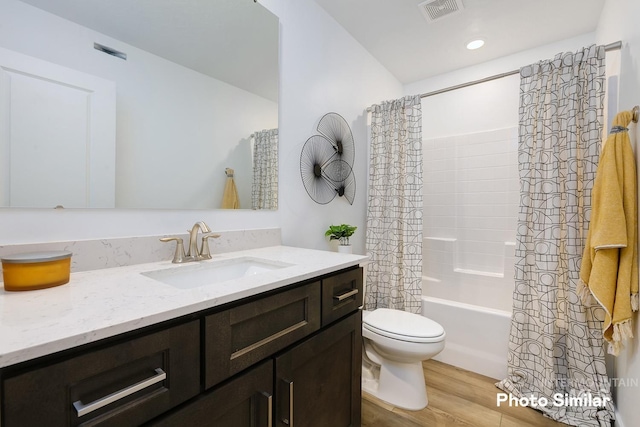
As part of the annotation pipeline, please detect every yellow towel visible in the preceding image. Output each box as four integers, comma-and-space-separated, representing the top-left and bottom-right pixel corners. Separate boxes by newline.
221, 168, 240, 209
579, 110, 638, 356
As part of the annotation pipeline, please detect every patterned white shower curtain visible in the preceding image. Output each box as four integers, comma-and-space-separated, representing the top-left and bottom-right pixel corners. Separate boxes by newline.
365, 95, 423, 313
497, 45, 614, 426
251, 129, 278, 210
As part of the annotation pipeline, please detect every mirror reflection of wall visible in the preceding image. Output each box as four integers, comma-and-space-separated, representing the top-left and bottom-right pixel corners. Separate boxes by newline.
0, 0, 279, 210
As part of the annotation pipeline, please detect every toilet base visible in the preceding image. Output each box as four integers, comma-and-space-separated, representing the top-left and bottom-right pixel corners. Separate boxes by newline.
362, 359, 428, 411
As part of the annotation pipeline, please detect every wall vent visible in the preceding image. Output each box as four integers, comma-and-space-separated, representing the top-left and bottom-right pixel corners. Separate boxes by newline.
418, 0, 465, 23
94, 43, 127, 60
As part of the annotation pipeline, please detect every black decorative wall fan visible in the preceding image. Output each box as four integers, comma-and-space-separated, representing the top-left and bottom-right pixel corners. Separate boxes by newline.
317, 113, 355, 167
300, 113, 356, 205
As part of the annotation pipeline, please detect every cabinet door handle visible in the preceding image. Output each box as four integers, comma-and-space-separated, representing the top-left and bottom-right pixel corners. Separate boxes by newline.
333, 288, 358, 302
260, 391, 273, 427
73, 368, 166, 417
280, 379, 294, 426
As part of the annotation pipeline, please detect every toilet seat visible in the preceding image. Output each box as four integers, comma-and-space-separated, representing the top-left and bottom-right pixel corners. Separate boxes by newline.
363, 308, 445, 343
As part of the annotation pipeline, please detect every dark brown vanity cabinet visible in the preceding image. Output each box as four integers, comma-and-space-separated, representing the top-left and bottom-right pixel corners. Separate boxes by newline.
153, 311, 362, 427
0, 266, 363, 427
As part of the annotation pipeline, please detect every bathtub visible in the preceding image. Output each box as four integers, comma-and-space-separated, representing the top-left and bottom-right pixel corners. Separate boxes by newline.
422, 295, 511, 380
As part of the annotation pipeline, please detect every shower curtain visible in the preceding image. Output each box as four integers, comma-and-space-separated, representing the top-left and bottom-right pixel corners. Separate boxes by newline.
252, 129, 278, 210
365, 95, 423, 313
497, 45, 614, 426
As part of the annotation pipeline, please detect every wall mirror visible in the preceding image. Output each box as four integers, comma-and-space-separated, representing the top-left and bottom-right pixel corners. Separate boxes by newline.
0, 0, 279, 210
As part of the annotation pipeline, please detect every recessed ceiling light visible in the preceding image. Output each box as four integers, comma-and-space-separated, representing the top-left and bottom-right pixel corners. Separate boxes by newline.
466, 39, 485, 50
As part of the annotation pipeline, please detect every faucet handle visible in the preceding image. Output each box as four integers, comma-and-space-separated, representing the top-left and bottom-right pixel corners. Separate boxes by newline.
160, 237, 187, 263
200, 234, 221, 260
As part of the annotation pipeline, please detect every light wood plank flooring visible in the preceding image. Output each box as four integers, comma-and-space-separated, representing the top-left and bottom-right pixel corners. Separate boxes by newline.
362, 360, 566, 427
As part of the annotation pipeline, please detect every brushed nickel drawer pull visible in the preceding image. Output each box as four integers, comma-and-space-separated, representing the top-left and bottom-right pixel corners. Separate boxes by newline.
281, 379, 294, 426
261, 391, 273, 427
333, 288, 358, 302
73, 368, 166, 417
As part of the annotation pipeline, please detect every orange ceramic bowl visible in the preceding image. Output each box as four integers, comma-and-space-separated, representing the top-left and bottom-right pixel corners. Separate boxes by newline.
1, 251, 72, 291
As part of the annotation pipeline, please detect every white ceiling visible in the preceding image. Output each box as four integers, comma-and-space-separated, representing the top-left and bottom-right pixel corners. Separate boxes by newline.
313, 0, 606, 84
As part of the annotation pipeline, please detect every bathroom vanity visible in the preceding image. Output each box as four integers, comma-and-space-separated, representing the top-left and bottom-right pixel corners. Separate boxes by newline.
0, 246, 366, 427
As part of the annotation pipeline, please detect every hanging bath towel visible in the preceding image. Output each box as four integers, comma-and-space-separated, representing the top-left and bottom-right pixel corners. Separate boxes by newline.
579, 110, 639, 355
221, 168, 240, 209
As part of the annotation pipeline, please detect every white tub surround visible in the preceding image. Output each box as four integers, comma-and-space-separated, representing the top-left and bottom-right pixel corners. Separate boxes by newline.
0, 228, 281, 273
0, 246, 368, 368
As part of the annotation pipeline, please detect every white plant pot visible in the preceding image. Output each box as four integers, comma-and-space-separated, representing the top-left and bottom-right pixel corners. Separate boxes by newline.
337, 245, 353, 254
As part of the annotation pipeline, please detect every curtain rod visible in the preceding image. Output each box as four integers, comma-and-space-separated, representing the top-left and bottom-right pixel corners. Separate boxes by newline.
366, 40, 622, 112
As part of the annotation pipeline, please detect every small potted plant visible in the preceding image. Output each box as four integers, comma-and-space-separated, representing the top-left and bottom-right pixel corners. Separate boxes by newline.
325, 224, 357, 253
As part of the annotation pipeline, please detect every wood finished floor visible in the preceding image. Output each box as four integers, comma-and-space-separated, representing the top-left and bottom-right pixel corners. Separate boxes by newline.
362, 360, 566, 427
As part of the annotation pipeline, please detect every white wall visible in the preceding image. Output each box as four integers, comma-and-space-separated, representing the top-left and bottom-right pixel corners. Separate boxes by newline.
260, 0, 402, 255
0, 0, 401, 245
597, 2, 640, 426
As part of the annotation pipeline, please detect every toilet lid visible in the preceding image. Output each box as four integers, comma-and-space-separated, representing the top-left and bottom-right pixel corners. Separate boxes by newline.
363, 308, 445, 342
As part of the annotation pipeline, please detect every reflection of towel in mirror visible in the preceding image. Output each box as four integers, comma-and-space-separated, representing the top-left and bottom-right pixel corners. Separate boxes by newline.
222, 168, 240, 209
579, 110, 638, 356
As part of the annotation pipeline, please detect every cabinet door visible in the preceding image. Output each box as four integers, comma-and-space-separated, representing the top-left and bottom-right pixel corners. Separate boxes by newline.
148, 359, 273, 427
275, 311, 362, 427
205, 281, 320, 388
2, 320, 200, 427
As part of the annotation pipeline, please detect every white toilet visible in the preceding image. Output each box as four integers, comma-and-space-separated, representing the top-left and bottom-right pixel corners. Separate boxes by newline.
361, 308, 445, 410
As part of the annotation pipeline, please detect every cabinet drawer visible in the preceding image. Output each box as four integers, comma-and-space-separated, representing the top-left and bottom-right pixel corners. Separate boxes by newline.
3, 320, 200, 427
321, 267, 363, 326
205, 282, 320, 389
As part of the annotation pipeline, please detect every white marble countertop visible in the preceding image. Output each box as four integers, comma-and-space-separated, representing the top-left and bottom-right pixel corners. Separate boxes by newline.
0, 246, 368, 368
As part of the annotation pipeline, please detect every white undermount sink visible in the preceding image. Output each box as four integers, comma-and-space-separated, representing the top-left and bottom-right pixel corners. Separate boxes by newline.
141, 257, 293, 289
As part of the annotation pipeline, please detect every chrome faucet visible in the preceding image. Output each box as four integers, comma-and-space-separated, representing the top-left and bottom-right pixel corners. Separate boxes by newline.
160, 221, 220, 263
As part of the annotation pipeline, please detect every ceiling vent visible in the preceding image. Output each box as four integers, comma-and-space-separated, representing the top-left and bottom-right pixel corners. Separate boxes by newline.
418, 0, 464, 23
